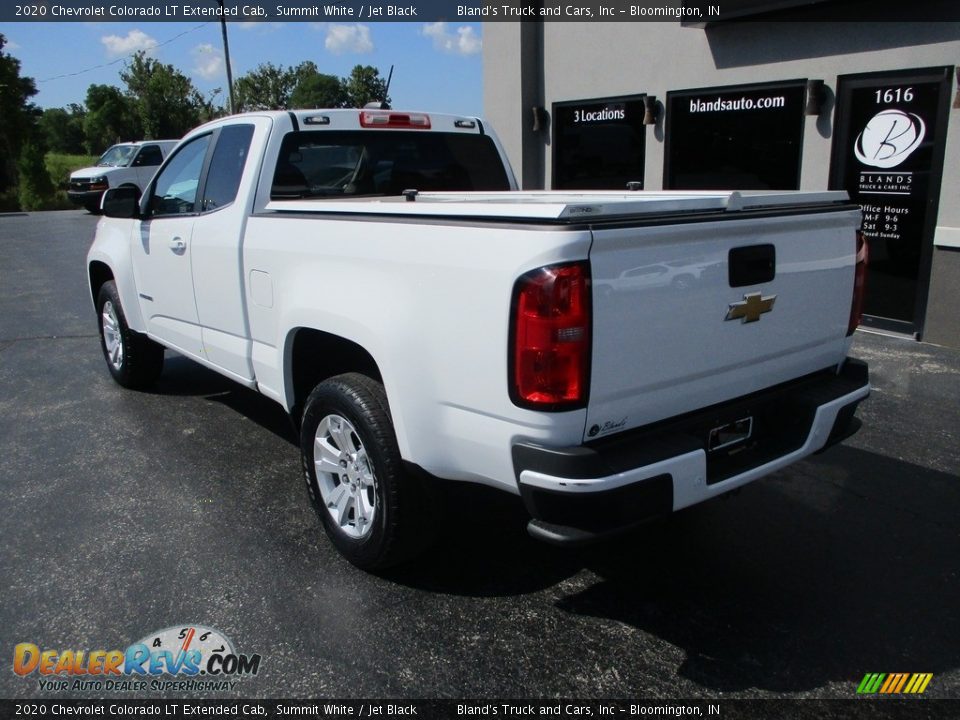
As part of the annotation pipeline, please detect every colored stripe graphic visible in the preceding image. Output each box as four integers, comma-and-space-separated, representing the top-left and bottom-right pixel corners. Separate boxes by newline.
881, 673, 908, 693
857, 672, 932, 694
857, 673, 886, 694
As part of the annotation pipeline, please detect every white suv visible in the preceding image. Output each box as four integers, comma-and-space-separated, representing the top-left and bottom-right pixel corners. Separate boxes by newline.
68, 140, 178, 213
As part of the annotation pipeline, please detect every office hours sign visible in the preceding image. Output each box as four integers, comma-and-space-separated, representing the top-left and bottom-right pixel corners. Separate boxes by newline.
829, 67, 952, 332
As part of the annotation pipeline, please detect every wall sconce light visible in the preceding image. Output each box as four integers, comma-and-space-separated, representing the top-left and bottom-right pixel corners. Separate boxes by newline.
643, 95, 659, 125
531, 106, 548, 133
805, 79, 826, 116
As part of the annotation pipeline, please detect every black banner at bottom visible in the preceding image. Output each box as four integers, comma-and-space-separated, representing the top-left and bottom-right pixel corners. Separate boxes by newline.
1, 699, 956, 720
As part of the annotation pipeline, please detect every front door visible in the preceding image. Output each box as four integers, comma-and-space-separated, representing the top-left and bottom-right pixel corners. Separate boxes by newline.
131, 133, 212, 358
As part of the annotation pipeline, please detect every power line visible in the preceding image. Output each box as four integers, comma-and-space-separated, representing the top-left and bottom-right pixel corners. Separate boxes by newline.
36, 22, 212, 83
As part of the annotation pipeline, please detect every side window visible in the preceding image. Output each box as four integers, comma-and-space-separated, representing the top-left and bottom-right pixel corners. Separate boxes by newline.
133, 145, 164, 167
202, 124, 255, 212
149, 135, 211, 217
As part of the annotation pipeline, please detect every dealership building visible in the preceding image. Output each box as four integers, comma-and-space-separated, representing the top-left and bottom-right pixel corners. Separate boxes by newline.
483, 4, 960, 347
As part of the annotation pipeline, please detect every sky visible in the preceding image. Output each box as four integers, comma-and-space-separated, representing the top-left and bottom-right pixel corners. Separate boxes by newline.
3, 21, 485, 116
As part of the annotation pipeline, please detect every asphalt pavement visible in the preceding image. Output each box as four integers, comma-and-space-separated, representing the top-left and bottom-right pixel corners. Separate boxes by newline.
1, 210, 957, 701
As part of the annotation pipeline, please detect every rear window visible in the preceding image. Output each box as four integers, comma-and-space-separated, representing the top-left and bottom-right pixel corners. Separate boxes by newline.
271, 130, 510, 200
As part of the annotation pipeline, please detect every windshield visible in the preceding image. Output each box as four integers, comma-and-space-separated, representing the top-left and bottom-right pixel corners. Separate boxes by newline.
97, 145, 138, 167
271, 131, 511, 200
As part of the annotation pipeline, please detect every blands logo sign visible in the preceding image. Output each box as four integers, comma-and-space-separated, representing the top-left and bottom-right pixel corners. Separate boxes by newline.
857, 672, 933, 695
854, 109, 926, 169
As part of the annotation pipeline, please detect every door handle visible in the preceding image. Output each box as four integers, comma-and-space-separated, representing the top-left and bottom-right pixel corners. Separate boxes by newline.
169, 237, 186, 253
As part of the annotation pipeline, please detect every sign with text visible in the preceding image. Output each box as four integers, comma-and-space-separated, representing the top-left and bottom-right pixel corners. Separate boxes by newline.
829, 67, 952, 333
665, 80, 806, 191
552, 95, 647, 190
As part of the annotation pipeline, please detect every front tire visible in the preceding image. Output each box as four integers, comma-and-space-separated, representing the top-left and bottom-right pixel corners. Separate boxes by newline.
300, 373, 430, 571
96, 280, 164, 389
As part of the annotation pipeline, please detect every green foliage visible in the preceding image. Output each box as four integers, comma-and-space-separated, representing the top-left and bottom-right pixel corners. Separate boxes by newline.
45, 152, 98, 189
234, 62, 299, 111
120, 52, 203, 139
39, 105, 87, 154
0, 34, 39, 193
17, 140, 55, 211
196, 89, 228, 124
289, 71, 348, 110
235, 62, 388, 111
0, 189, 20, 213
344, 66, 390, 109
83, 84, 141, 154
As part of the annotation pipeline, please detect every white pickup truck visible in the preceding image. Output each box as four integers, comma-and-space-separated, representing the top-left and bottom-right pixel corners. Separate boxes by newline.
87, 109, 870, 570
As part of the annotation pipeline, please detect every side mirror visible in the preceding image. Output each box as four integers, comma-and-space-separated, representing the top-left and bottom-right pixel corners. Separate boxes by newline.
102, 186, 141, 219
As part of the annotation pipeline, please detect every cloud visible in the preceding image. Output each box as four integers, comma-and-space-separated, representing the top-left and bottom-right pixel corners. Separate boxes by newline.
4, 38, 21, 51
325, 24, 374, 55
191, 43, 224, 81
422, 22, 482, 56
101, 29, 158, 57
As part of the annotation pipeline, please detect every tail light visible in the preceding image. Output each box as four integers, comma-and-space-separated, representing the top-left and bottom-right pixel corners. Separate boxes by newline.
847, 230, 869, 336
359, 112, 431, 129
510, 262, 591, 410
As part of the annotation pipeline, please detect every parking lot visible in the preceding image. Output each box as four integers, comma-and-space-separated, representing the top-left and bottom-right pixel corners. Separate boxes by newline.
1, 210, 958, 700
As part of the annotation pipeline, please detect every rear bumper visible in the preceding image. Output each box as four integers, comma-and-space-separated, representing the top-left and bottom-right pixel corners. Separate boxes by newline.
512, 359, 869, 545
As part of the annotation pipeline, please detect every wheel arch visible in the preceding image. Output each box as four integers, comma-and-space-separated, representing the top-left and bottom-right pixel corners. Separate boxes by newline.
285, 327, 386, 430
88, 260, 114, 309
87, 219, 147, 333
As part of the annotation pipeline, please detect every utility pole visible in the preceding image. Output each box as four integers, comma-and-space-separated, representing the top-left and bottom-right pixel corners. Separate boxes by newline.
217, 0, 236, 114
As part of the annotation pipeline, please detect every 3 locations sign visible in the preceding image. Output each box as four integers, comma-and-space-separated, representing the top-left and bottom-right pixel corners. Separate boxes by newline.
552, 95, 647, 190
665, 80, 807, 190
829, 67, 953, 332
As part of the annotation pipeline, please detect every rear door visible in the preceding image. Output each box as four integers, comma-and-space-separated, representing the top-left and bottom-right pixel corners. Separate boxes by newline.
190, 121, 264, 381
585, 207, 861, 441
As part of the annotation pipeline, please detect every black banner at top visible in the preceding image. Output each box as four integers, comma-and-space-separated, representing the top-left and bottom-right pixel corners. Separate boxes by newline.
4, 0, 959, 23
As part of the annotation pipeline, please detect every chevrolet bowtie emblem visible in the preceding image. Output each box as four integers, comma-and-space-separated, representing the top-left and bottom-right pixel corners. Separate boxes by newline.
725, 292, 777, 323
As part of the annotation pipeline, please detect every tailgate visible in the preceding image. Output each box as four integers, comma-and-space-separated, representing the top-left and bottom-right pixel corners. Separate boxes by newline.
585, 207, 862, 442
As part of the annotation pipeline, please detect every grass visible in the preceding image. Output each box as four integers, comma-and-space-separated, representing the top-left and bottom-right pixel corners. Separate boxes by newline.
0, 153, 96, 213
46, 152, 98, 190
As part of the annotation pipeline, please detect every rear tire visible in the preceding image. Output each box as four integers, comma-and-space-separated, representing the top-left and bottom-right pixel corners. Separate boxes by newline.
96, 280, 164, 389
300, 373, 431, 571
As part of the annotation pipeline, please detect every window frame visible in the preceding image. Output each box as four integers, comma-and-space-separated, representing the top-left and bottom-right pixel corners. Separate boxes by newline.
143, 133, 215, 219
132, 144, 164, 168
142, 124, 256, 220
199, 123, 256, 214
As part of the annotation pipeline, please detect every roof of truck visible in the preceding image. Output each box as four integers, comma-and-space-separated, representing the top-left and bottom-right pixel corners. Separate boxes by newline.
199, 108, 485, 135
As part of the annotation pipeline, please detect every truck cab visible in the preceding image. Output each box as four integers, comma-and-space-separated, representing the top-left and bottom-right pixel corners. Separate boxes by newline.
68, 140, 178, 213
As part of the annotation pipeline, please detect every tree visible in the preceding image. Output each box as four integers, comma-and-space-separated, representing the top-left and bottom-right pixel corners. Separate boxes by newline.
17, 140, 54, 211
39, 105, 87, 155
120, 52, 204, 139
196, 88, 228, 124
83, 84, 141, 154
343, 65, 390, 109
289, 70, 348, 109
0, 34, 39, 192
234, 62, 297, 111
